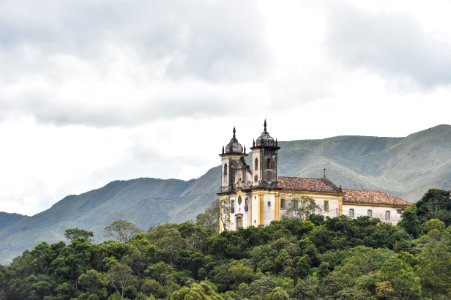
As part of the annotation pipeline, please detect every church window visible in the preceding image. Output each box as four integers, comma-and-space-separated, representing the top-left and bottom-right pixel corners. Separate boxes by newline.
244, 198, 249, 212
238, 196, 242, 205
280, 199, 286, 209
231, 200, 235, 213
255, 158, 258, 170
224, 164, 227, 175
267, 201, 271, 207
367, 209, 372, 217
324, 200, 329, 212
267, 158, 272, 169
385, 210, 390, 220
349, 208, 354, 217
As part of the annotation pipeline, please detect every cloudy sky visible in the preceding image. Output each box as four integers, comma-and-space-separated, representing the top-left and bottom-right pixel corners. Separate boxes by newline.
1, 0, 450, 215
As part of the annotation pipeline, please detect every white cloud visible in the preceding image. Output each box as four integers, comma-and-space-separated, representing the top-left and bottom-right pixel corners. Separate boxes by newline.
324, 3, 451, 88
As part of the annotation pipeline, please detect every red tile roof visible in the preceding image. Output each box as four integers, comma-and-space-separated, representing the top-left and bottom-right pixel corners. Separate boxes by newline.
343, 189, 411, 207
277, 176, 342, 193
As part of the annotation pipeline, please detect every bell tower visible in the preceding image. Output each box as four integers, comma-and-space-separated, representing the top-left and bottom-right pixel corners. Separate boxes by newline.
219, 127, 248, 192
251, 120, 280, 187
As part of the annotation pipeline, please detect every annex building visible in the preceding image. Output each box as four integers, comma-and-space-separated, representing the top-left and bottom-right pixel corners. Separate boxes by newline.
217, 121, 411, 232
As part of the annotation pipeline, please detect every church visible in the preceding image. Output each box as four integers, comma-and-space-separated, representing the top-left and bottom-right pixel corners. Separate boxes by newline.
217, 120, 411, 232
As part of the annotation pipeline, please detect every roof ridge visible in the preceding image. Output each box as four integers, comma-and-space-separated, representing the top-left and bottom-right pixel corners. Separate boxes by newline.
278, 176, 324, 180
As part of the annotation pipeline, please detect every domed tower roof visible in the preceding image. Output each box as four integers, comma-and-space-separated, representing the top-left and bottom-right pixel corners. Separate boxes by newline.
222, 127, 245, 155
252, 119, 280, 149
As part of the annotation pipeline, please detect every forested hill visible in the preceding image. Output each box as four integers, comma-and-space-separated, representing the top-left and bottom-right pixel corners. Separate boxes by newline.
0, 124, 450, 264
0, 190, 450, 299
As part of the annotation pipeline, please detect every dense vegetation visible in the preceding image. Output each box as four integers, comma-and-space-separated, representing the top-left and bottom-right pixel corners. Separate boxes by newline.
0, 189, 449, 300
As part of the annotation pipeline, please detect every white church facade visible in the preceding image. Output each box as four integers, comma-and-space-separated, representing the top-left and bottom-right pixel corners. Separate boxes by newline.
217, 121, 411, 232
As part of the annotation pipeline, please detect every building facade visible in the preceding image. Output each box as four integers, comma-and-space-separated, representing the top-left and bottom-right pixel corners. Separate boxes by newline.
217, 121, 411, 232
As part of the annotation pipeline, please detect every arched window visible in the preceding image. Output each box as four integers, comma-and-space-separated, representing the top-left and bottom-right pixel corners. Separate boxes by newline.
367, 209, 372, 217
231, 200, 235, 213
244, 198, 249, 212
255, 158, 258, 170
238, 196, 242, 205
349, 208, 354, 217
267, 158, 272, 169
385, 210, 390, 220
280, 199, 286, 210
224, 164, 227, 175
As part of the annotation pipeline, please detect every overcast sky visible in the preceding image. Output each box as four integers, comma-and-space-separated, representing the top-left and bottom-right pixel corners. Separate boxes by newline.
1, 0, 450, 215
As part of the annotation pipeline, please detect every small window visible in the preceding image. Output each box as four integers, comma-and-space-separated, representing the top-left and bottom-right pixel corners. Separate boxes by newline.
255, 158, 258, 171
231, 200, 235, 214
238, 196, 242, 205
254, 175, 258, 183
367, 209, 372, 217
267, 158, 272, 169
224, 164, 227, 175
244, 198, 249, 212
267, 201, 271, 207
292, 200, 299, 210
324, 200, 329, 212
349, 208, 354, 217
385, 210, 390, 220
280, 199, 286, 210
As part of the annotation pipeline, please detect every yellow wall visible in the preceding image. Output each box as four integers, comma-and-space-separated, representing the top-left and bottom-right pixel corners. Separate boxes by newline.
259, 192, 264, 226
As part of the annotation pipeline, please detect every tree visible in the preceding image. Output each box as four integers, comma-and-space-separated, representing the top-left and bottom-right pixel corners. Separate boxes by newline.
53, 237, 92, 291
104, 220, 141, 242
211, 260, 255, 292
286, 196, 320, 221
218, 197, 231, 232
245, 276, 277, 299
65, 228, 94, 243
106, 263, 138, 299
78, 269, 107, 299
416, 224, 451, 299
196, 199, 220, 232
400, 189, 451, 237
266, 287, 289, 300
399, 206, 422, 237
416, 189, 451, 225
321, 247, 421, 299
170, 281, 223, 300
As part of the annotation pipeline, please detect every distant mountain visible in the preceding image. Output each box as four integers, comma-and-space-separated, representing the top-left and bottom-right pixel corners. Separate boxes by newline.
278, 124, 451, 201
0, 168, 221, 264
0, 124, 450, 264
0, 212, 29, 230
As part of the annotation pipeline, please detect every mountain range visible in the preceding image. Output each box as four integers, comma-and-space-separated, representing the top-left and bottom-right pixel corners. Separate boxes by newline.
1, 124, 450, 264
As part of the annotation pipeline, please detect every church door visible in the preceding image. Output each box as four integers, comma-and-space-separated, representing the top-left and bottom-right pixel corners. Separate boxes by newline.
236, 214, 243, 230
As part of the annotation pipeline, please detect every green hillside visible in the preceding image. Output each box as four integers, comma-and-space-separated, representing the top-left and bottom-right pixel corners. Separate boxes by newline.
0, 124, 450, 264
